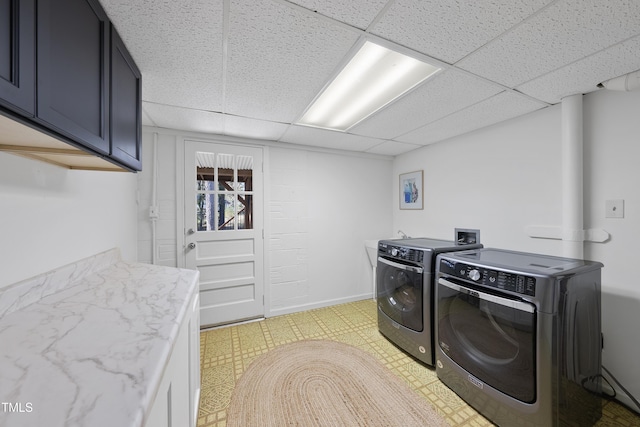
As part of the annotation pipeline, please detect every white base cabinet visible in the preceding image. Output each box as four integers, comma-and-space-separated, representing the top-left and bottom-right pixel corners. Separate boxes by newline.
147, 292, 200, 427
0, 250, 200, 427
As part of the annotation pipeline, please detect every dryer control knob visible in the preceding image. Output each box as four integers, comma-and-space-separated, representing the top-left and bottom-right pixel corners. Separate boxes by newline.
391, 247, 399, 256
469, 269, 481, 281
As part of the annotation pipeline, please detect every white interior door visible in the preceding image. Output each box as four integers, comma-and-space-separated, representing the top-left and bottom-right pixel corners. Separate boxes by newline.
184, 140, 264, 327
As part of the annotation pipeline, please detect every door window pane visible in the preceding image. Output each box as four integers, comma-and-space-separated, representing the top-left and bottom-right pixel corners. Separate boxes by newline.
238, 195, 252, 230
196, 151, 216, 190
237, 155, 253, 192
219, 194, 235, 230
217, 153, 235, 191
195, 151, 254, 231
196, 191, 215, 231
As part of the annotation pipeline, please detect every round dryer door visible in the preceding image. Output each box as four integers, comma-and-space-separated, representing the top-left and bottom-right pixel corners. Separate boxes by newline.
437, 278, 536, 403
377, 257, 424, 332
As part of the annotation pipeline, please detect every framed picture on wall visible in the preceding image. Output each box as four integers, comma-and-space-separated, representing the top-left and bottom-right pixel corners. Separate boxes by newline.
399, 170, 423, 210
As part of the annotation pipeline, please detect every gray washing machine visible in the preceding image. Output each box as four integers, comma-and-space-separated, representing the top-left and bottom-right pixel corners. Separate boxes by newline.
435, 248, 603, 426
376, 238, 482, 366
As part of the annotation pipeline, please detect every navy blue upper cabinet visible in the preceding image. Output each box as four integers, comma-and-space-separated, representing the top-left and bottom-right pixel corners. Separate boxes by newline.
0, 0, 35, 115
110, 25, 142, 171
36, 0, 110, 155
0, 0, 142, 171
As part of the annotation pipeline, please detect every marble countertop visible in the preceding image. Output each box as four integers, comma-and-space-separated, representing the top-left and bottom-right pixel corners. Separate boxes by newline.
0, 249, 199, 427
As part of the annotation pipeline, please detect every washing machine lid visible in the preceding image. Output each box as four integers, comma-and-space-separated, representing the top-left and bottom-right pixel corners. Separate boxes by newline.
447, 248, 602, 276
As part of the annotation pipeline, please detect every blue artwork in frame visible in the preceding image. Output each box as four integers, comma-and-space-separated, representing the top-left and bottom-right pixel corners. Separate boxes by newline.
399, 170, 423, 210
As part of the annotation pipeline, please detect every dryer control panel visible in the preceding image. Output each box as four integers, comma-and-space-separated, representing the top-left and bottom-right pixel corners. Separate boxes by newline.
378, 242, 425, 263
439, 259, 536, 296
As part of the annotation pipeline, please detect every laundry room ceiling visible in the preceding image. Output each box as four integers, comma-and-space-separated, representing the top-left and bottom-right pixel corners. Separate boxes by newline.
99, 0, 640, 156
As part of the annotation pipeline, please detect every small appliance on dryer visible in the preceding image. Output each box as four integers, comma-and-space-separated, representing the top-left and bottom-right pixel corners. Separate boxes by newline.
435, 248, 603, 426
377, 238, 482, 366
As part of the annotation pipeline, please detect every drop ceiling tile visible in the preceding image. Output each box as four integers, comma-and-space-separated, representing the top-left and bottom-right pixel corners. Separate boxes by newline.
225, 0, 359, 123
457, 0, 640, 88
366, 140, 421, 156
224, 115, 289, 141
517, 35, 640, 104
350, 69, 503, 139
285, 0, 388, 30
100, 0, 224, 111
397, 91, 547, 145
370, 0, 553, 64
143, 103, 224, 135
103, 0, 640, 152
141, 107, 155, 127
142, 72, 223, 112
280, 126, 383, 152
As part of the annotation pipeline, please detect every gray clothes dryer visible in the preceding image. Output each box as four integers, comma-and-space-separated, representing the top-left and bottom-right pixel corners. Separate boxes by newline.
376, 238, 482, 366
435, 248, 603, 426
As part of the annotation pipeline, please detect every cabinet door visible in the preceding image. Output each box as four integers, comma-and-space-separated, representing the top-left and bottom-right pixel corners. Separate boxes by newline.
0, 0, 35, 115
36, 0, 109, 155
189, 293, 201, 426
110, 26, 142, 171
146, 303, 193, 427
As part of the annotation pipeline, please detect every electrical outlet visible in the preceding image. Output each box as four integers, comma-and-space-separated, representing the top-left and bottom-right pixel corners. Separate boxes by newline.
149, 206, 159, 219
605, 200, 624, 218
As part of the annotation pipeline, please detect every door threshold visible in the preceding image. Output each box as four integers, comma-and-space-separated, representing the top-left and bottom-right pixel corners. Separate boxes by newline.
200, 316, 265, 331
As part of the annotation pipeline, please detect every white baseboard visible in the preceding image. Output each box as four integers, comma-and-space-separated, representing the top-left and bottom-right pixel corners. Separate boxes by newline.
267, 293, 373, 318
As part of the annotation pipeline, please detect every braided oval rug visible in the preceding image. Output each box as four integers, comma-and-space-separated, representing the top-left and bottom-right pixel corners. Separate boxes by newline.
226, 340, 449, 427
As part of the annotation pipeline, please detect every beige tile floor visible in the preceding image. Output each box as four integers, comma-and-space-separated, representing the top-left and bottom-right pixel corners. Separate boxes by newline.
197, 299, 639, 426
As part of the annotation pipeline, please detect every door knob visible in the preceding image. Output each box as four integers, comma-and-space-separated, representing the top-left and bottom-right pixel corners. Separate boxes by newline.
188, 242, 196, 250
187, 228, 195, 235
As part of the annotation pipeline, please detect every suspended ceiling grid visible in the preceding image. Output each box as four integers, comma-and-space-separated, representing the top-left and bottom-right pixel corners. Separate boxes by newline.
100, 0, 640, 156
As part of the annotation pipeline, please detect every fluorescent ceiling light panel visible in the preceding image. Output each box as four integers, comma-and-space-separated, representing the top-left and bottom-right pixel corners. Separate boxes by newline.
298, 41, 440, 131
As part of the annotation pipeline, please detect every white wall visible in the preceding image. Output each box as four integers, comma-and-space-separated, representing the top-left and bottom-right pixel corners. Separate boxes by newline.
137, 128, 394, 315
137, 131, 179, 266
0, 152, 138, 289
393, 104, 563, 253
584, 89, 640, 411
268, 146, 393, 315
393, 89, 640, 411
